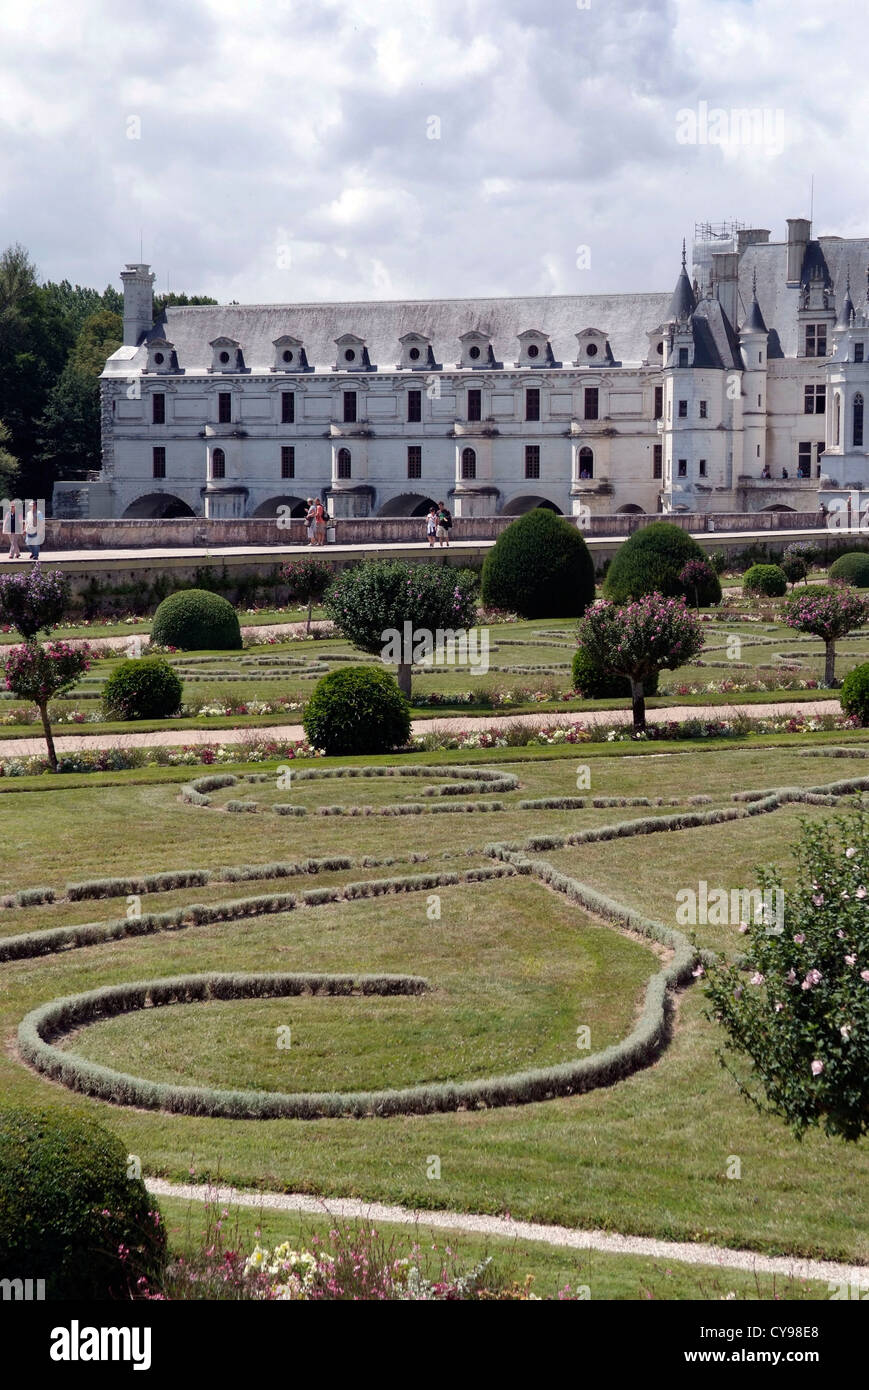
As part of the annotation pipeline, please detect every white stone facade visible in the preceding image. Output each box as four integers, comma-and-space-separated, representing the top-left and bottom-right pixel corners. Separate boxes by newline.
76, 220, 869, 522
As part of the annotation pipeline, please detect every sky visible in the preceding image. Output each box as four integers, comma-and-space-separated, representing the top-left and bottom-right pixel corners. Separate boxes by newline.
2, 0, 869, 306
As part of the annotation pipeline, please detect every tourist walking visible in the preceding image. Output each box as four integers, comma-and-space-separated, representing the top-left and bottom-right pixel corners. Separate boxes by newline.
313, 497, 327, 546
3, 500, 21, 559
425, 505, 438, 546
304, 498, 316, 545
436, 500, 452, 548
25, 501, 44, 560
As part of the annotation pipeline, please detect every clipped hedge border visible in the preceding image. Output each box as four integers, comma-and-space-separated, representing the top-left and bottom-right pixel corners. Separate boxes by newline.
0, 866, 516, 964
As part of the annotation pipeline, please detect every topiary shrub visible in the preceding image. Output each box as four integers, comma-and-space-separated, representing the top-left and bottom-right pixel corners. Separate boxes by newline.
572, 646, 658, 699
840, 662, 869, 725
0, 1105, 167, 1299
303, 664, 411, 755
102, 657, 183, 720
743, 563, 788, 598
829, 552, 869, 588
781, 554, 808, 588
480, 509, 596, 618
603, 522, 721, 606
151, 588, 242, 650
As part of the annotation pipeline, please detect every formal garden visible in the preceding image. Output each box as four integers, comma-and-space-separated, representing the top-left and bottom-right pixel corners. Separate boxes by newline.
2, 516, 868, 1301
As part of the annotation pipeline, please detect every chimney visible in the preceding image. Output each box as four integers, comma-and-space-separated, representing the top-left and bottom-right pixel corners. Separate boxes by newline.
711, 250, 739, 325
736, 228, 771, 255
120, 263, 155, 346
786, 218, 811, 286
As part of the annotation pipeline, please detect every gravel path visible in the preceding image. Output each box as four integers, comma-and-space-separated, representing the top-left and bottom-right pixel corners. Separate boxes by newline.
0, 700, 842, 758
145, 1178, 867, 1286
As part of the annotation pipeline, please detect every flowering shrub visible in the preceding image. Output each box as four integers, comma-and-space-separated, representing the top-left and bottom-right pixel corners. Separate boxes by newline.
280, 558, 332, 634
704, 811, 869, 1140
3, 640, 91, 769
783, 589, 869, 686
577, 593, 705, 730
0, 566, 70, 638
679, 558, 715, 610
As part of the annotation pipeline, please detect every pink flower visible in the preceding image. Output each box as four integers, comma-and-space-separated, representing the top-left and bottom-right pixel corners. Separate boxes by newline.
811, 895, 824, 907
774, 1001, 783, 1012
692, 965, 705, 978
846, 847, 858, 858
861, 970, 869, 982
801, 969, 822, 991
794, 932, 806, 943
845, 954, 857, 966
786, 969, 797, 984
810, 1059, 824, 1077
857, 887, 867, 900
750, 971, 765, 985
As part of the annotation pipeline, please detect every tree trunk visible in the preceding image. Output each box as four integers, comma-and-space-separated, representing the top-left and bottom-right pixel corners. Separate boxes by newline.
397, 662, 412, 698
630, 677, 646, 733
306, 597, 313, 636
38, 701, 58, 771
824, 640, 837, 688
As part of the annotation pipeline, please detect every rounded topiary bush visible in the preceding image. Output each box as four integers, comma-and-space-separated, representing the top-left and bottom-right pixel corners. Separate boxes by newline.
829, 551, 869, 588
151, 588, 242, 650
102, 657, 183, 720
781, 554, 808, 587
840, 662, 869, 725
0, 1105, 167, 1299
303, 665, 411, 755
480, 509, 596, 618
743, 563, 788, 598
572, 647, 659, 699
603, 522, 721, 606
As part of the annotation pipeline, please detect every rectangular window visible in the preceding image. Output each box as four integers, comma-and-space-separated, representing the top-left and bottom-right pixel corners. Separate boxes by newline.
407, 445, 422, 479
678, 399, 688, 418
654, 385, 663, 420
677, 458, 687, 478
652, 444, 662, 479
281, 446, 295, 479
584, 387, 598, 420
343, 390, 357, 423
699, 400, 708, 419
678, 347, 689, 367
407, 389, 422, 423
797, 441, 812, 478
152, 446, 166, 479
467, 388, 482, 421
524, 445, 541, 479
805, 324, 828, 357
218, 392, 232, 424
281, 392, 295, 424
152, 393, 165, 425
804, 384, 826, 414
856, 343, 865, 363
525, 388, 540, 422
698, 458, 707, 477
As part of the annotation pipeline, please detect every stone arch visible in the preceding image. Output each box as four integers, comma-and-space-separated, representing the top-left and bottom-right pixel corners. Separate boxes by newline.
122, 493, 196, 519
761, 503, 796, 512
616, 503, 645, 514
378, 492, 437, 517
500, 494, 562, 516
251, 495, 308, 519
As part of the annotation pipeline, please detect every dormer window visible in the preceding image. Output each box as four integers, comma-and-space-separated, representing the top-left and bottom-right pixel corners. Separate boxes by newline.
334, 334, 371, 372
575, 328, 609, 365
145, 337, 176, 373
272, 335, 306, 372
516, 329, 552, 368
209, 337, 242, 373
458, 331, 494, 370
398, 333, 434, 370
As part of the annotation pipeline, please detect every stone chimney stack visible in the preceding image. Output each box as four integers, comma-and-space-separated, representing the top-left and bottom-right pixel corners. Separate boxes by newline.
786, 219, 811, 286
711, 250, 740, 326
120, 263, 155, 346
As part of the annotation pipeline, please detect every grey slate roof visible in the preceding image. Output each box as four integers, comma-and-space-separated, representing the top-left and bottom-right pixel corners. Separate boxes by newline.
691, 297, 743, 369
666, 266, 697, 322
102, 292, 674, 376
738, 236, 869, 357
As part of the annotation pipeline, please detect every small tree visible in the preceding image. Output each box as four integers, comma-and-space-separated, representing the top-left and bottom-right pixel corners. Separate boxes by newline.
323, 560, 477, 696
281, 558, 332, 635
704, 810, 869, 1141
0, 566, 70, 639
577, 593, 705, 731
783, 588, 869, 687
678, 558, 714, 611
4, 641, 90, 770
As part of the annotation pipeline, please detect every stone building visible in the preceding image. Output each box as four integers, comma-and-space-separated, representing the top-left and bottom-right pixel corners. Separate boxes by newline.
66, 216, 869, 522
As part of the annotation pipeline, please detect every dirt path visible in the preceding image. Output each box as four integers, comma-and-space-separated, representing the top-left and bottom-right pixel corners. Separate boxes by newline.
145, 1178, 866, 1287
0, 700, 843, 758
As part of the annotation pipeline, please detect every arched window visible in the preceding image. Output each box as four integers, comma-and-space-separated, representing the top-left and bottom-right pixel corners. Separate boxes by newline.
461, 447, 476, 480
578, 446, 594, 480
212, 447, 225, 480
854, 393, 864, 449
337, 447, 352, 479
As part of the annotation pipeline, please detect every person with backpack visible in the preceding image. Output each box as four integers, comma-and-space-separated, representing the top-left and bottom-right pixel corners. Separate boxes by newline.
436, 501, 452, 548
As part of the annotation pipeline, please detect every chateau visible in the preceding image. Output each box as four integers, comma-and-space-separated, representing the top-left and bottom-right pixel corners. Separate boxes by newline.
73, 217, 869, 523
